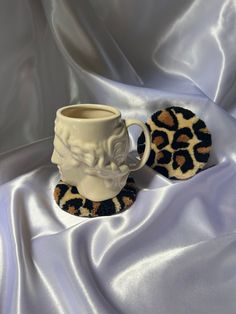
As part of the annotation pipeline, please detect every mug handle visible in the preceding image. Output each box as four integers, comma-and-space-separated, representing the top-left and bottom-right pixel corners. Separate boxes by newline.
125, 119, 151, 171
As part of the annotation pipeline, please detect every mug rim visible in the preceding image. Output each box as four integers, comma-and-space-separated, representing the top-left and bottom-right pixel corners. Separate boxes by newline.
57, 104, 121, 122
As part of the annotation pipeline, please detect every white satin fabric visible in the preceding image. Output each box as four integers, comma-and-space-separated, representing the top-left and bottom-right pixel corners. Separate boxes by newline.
1, 1, 236, 313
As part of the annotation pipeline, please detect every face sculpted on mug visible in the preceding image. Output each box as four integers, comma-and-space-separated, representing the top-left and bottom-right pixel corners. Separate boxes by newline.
52, 104, 151, 201
52, 119, 130, 190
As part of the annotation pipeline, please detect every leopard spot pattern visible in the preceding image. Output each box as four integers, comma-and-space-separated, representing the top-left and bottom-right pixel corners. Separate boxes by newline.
137, 106, 212, 179
53, 177, 137, 217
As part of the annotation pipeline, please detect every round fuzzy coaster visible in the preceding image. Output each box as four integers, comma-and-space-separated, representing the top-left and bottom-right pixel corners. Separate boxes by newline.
54, 177, 137, 217
137, 106, 212, 180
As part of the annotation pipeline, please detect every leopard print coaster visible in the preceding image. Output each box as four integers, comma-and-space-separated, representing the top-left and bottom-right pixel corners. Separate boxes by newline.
54, 177, 137, 217
137, 106, 212, 179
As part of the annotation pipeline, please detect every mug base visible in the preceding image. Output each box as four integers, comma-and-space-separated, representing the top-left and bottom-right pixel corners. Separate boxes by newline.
53, 177, 137, 217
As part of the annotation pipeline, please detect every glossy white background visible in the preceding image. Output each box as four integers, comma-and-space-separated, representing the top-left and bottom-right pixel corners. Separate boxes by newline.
1, 1, 236, 313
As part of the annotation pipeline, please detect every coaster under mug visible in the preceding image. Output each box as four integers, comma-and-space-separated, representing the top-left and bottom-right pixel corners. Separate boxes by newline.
54, 177, 137, 217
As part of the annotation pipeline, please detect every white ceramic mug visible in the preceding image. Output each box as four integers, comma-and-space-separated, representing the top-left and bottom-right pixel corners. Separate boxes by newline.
51, 104, 151, 201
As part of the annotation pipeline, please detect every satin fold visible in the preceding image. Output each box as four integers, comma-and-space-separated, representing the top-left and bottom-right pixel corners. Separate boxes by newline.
1, 1, 236, 313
